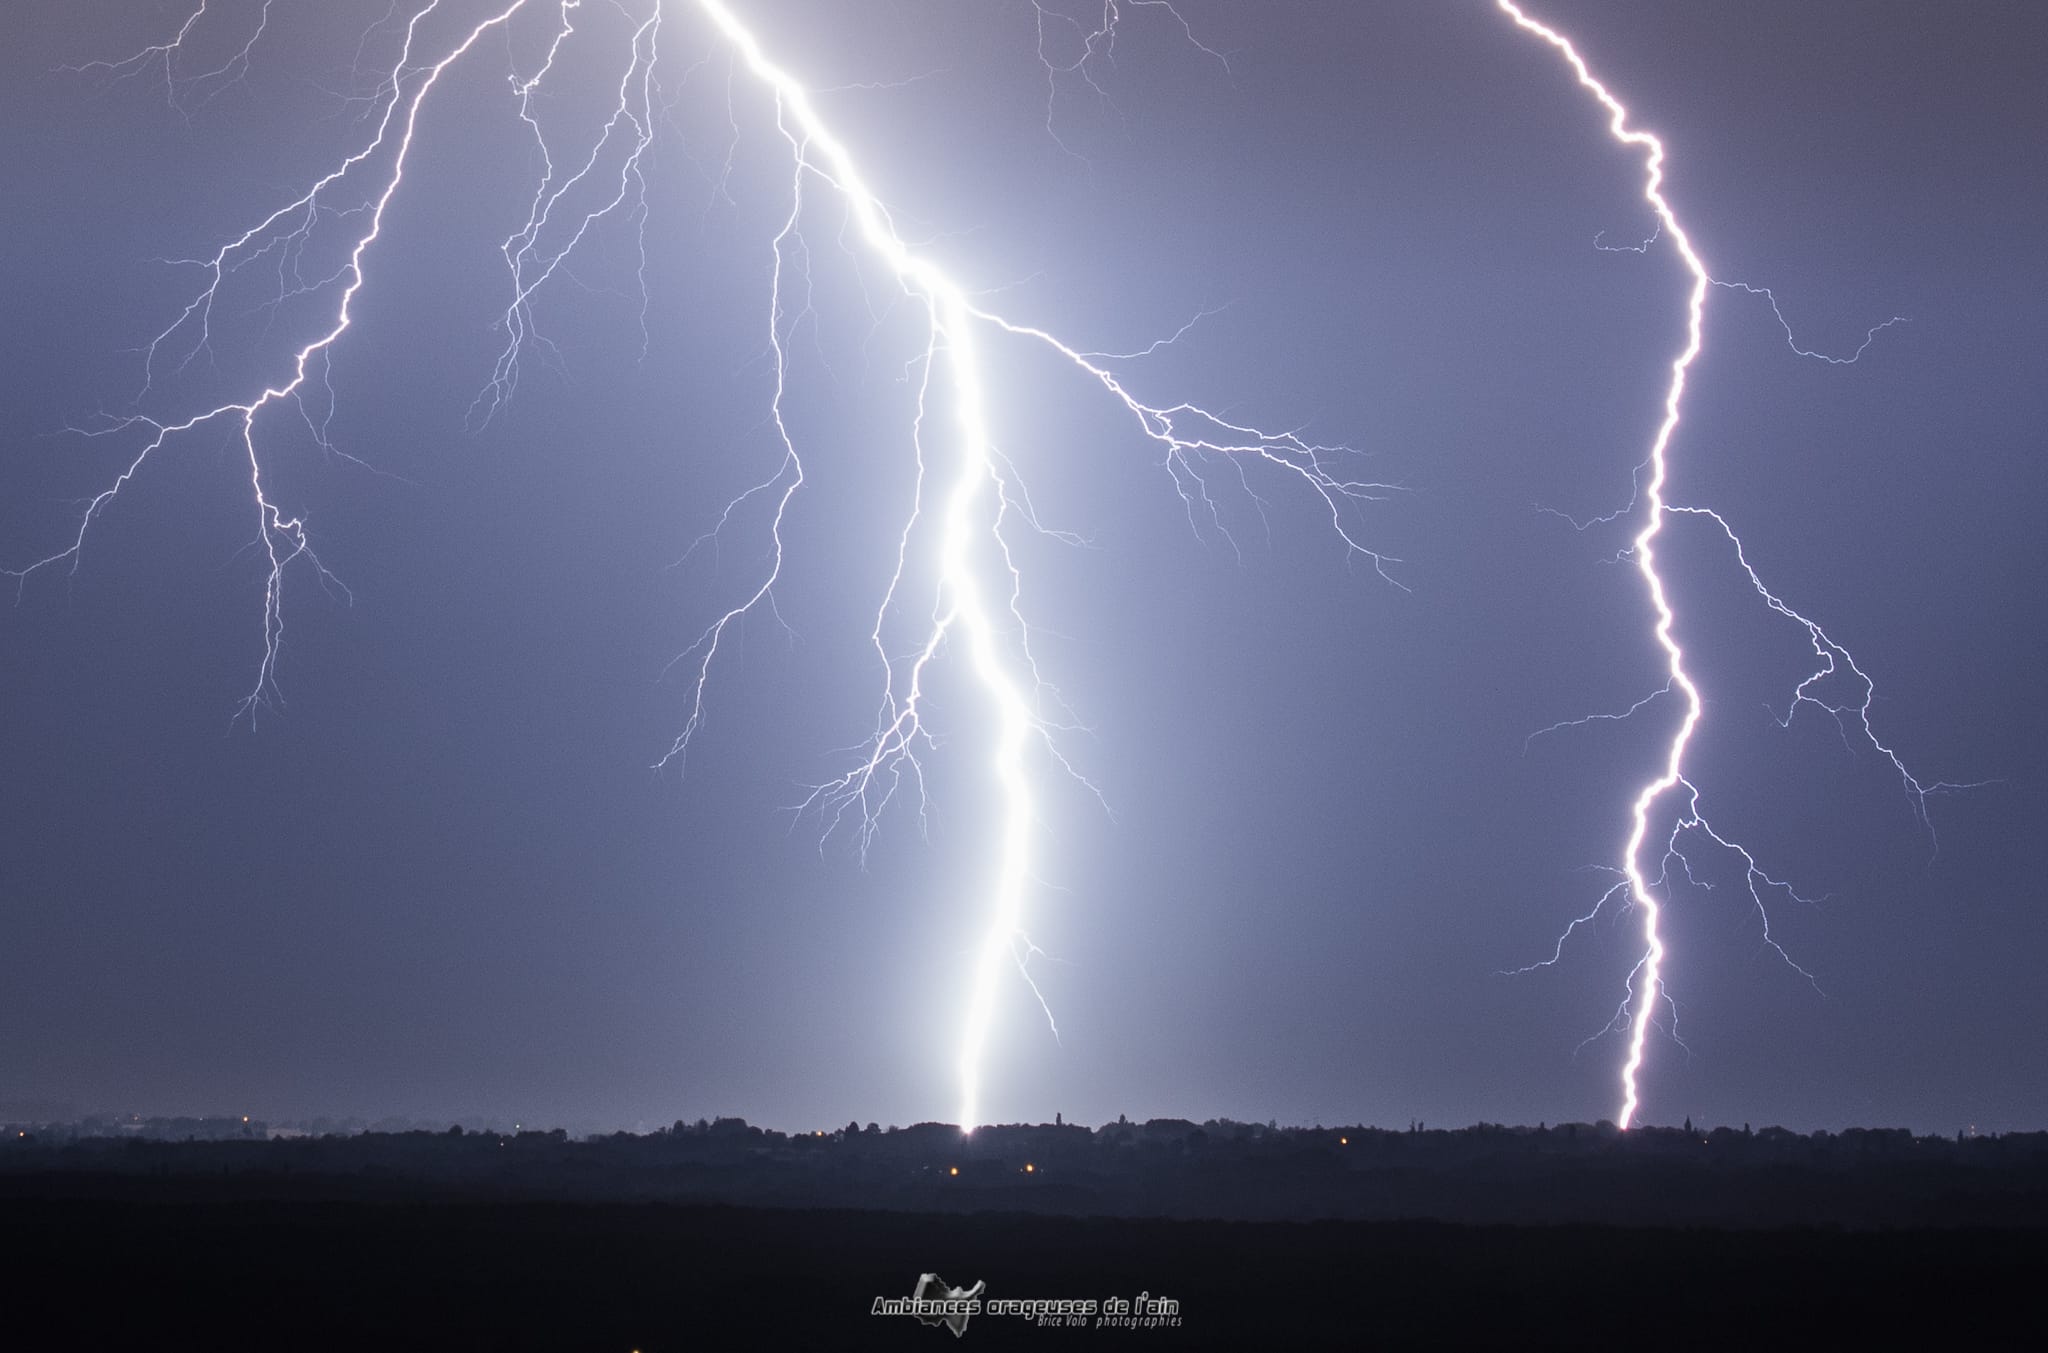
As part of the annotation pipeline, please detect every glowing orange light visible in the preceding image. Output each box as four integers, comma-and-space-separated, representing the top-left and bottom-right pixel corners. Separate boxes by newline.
1024, 1162, 1035, 1173
1340, 1136, 1349, 1145
948, 1166, 959, 1177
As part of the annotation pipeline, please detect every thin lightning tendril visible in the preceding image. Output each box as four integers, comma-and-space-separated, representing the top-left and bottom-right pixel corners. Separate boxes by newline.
61, 0, 278, 121
10, 0, 545, 719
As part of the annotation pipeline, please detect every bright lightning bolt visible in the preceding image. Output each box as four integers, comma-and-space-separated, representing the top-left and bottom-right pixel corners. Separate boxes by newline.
674, 0, 1393, 1134
28, 0, 1962, 1140
1495, 1, 1975, 1128
16, 1, 1392, 1135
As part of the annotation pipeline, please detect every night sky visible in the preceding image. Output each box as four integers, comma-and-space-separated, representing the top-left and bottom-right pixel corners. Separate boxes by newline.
3, 1, 2042, 1136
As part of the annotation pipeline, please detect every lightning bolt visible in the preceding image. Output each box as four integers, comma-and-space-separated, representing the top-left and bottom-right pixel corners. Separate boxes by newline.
27, 0, 1959, 1138
1495, 1, 1975, 1127
8, 0, 546, 718
18, 0, 1391, 1134
670, 0, 1393, 1133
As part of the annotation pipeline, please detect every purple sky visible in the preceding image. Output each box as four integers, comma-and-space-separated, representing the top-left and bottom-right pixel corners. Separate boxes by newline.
3, 0, 2042, 1134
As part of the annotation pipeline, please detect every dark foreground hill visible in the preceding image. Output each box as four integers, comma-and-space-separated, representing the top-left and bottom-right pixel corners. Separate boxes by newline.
6, 1183, 2043, 1349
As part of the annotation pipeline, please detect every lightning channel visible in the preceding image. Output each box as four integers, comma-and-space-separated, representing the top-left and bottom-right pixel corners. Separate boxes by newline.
21, 0, 1392, 1135
675, 0, 1392, 1133
12, 0, 549, 719
1496, 1, 1964, 1127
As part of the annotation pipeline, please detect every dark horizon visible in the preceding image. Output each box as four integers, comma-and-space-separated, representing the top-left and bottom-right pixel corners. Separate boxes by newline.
0, 1103, 2024, 1146
13, 1111, 2047, 1238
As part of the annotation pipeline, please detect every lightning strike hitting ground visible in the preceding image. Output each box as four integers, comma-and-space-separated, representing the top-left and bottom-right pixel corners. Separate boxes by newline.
21, 0, 1965, 1137
1495, 1, 1970, 1127
15, 0, 1391, 1134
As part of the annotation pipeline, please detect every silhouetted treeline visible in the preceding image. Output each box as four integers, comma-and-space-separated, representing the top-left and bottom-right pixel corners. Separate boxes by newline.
7, 1117, 2045, 1227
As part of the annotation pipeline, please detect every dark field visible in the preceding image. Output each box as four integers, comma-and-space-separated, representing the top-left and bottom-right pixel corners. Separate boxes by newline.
9, 1172, 2043, 1349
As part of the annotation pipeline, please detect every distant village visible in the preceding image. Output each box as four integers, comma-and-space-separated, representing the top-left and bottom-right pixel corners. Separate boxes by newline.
6, 1112, 2043, 1227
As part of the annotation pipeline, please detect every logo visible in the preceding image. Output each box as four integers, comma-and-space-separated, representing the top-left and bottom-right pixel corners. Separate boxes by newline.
870, 1273, 1182, 1335
872, 1273, 987, 1338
